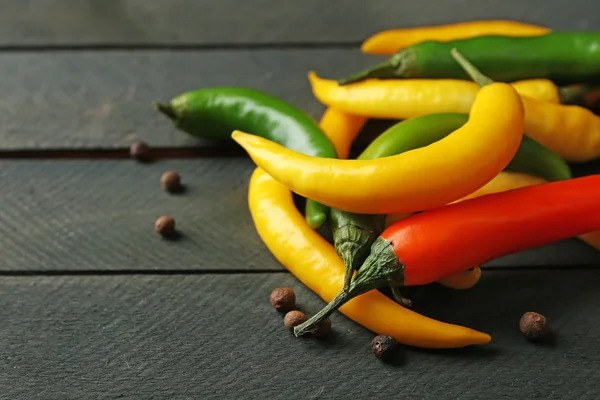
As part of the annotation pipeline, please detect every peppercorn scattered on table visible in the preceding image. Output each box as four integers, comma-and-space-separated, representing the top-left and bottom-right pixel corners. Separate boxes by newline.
3, 3, 600, 398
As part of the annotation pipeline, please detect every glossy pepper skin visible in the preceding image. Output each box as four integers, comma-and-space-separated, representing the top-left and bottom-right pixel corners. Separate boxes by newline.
454, 171, 600, 253
339, 32, 600, 86
232, 82, 525, 215
390, 174, 600, 286
361, 113, 571, 182
317, 107, 367, 159
452, 46, 600, 162
361, 20, 550, 55
309, 71, 558, 121
328, 112, 570, 291
294, 174, 600, 336
247, 167, 491, 348
322, 113, 481, 291
154, 87, 337, 229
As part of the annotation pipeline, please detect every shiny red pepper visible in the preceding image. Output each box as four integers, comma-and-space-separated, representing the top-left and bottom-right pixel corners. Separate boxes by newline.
295, 174, 600, 336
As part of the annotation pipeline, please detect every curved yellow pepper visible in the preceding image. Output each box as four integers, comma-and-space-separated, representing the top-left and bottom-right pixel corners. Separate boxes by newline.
248, 167, 491, 348
308, 71, 558, 121
519, 95, 600, 162
318, 107, 367, 159
320, 113, 482, 291
233, 82, 524, 215
361, 20, 550, 56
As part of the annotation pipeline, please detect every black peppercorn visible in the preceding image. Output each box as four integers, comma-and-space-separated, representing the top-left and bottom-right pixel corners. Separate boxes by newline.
311, 318, 332, 339
372, 335, 399, 360
284, 310, 307, 329
130, 140, 152, 161
155, 216, 176, 237
161, 170, 182, 193
520, 311, 549, 341
270, 287, 296, 313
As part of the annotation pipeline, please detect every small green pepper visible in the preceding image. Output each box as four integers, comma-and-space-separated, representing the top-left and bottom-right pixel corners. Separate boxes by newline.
154, 87, 338, 229
332, 112, 572, 292
339, 32, 600, 85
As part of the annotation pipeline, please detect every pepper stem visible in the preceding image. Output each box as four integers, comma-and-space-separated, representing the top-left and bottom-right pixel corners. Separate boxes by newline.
331, 210, 386, 292
391, 287, 413, 308
337, 59, 397, 85
153, 102, 179, 121
450, 48, 494, 87
294, 236, 404, 337
333, 223, 380, 292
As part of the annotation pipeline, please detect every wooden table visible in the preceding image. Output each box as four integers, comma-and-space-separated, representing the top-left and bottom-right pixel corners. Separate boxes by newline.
1, 1, 600, 398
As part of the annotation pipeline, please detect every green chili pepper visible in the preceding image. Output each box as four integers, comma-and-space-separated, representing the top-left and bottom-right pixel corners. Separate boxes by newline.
154, 87, 338, 229
333, 112, 572, 292
339, 32, 600, 86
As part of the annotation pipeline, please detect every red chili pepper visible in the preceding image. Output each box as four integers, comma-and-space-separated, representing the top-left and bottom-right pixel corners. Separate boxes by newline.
294, 174, 600, 336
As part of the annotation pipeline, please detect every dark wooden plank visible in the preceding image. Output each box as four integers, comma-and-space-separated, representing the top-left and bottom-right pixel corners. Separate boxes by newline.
1, 270, 600, 399
0, 49, 376, 150
1, 0, 598, 46
2, 159, 600, 271
0, 158, 275, 271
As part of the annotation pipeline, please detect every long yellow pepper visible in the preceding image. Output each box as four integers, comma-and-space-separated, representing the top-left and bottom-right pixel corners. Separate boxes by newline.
308, 71, 559, 121
233, 83, 524, 215
248, 167, 491, 348
361, 20, 550, 55
318, 108, 367, 159
320, 111, 482, 290
519, 96, 600, 162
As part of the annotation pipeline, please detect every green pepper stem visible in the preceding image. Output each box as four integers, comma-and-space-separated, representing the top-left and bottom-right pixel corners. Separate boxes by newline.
153, 102, 179, 121
334, 223, 379, 292
450, 48, 494, 87
337, 59, 398, 85
330, 210, 386, 292
294, 236, 404, 337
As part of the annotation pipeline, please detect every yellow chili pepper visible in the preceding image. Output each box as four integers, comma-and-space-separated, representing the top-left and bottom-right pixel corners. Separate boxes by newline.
510, 79, 561, 104
318, 107, 367, 159
233, 82, 525, 215
452, 49, 600, 162
361, 20, 550, 55
436, 267, 483, 290
519, 96, 600, 162
308, 71, 558, 121
248, 167, 491, 348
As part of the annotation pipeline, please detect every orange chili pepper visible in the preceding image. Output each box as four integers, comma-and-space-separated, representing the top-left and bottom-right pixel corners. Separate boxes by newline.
361, 20, 551, 55
318, 108, 367, 159
248, 167, 491, 348
453, 171, 600, 251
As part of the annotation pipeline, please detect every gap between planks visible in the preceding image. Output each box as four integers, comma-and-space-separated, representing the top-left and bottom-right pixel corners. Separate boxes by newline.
0, 42, 361, 52
0, 265, 598, 277
0, 146, 247, 160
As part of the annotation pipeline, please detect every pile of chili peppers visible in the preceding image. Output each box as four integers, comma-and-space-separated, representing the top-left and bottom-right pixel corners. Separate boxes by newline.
155, 20, 600, 350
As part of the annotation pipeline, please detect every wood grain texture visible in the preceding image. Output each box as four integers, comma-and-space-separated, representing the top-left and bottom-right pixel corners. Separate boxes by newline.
0, 158, 273, 271
1, 0, 598, 46
0, 49, 377, 150
1, 159, 600, 272
1, 271, 599, 399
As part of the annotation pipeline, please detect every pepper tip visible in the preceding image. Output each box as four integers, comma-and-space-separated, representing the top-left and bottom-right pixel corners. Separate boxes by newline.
154, 102, 179, 121
306, 212, 327, 230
